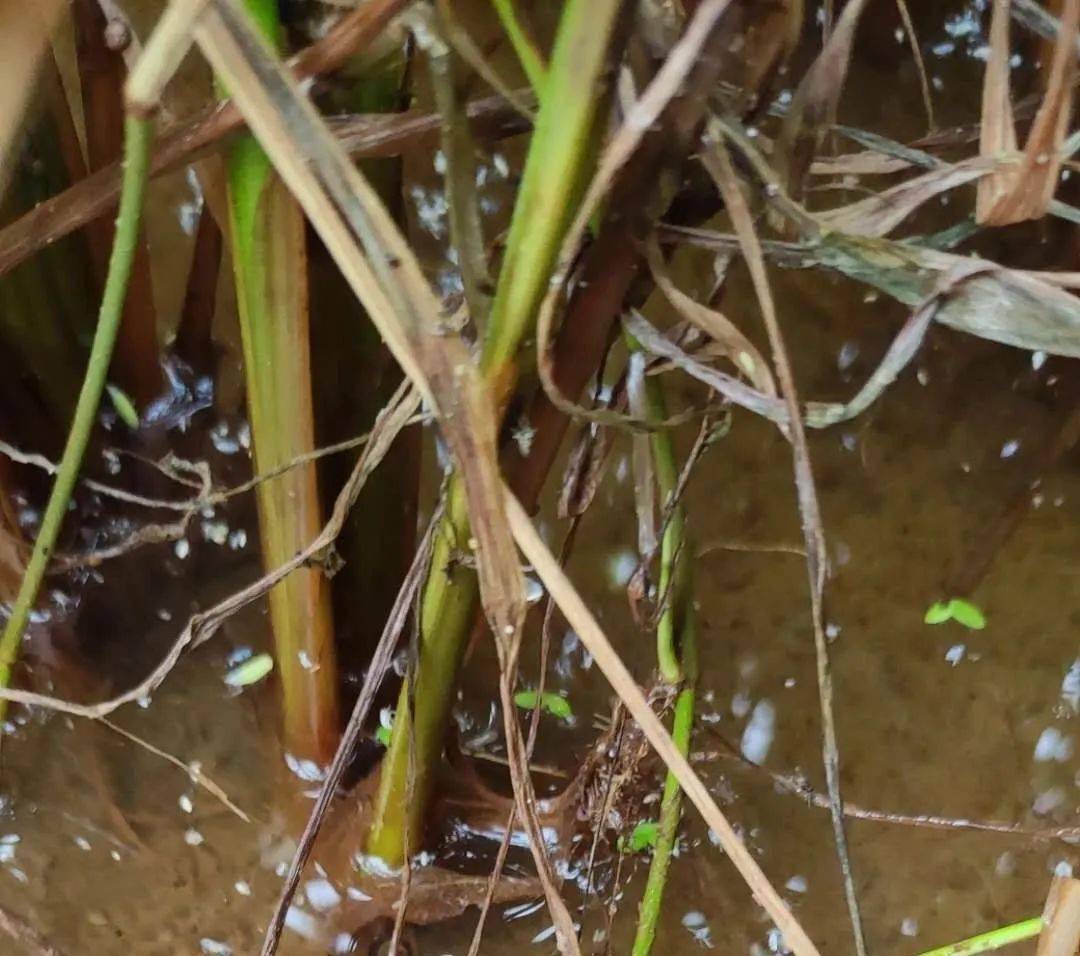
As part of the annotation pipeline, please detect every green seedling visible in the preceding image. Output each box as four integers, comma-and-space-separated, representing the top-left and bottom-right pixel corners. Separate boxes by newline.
924, 597, 987, 630
513, 689, 573, 721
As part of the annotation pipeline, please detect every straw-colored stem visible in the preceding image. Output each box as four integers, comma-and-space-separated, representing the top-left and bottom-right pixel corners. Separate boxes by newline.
367, 0, 621, 866
0, 115, 153, 718
223, 0, 339, 764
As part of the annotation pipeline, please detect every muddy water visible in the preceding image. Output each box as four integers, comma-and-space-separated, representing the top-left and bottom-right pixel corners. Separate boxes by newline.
3, 1, 1080, 954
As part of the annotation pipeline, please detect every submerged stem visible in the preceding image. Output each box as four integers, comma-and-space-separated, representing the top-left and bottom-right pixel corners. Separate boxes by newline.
627, 336, 698, 955
0, 116, 153, 717
367, 0, 621, 866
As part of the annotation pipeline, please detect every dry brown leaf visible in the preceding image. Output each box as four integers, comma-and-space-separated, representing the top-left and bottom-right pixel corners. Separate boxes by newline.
976, 0, 1079, 225
772, 0, 871, 203
645, 237, 776, 393
818, 156, 996, 236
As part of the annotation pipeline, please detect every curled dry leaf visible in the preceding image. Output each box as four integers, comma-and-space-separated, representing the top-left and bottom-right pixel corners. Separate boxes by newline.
976, 0, 1079, 225
645, 237, 776, 394
817, 156, 997, 237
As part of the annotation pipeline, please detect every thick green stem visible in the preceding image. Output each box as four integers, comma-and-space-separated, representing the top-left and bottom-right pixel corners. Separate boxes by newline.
367, 0, 622, 866
629, 334, 698, 955
0, 116, 153, 717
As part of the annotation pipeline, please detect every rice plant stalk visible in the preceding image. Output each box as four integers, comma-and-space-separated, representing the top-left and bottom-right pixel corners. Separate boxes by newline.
0, 115, 153, 720
366, 0, 621, 865
628, 335, 697, 956
223, 0, 339, 765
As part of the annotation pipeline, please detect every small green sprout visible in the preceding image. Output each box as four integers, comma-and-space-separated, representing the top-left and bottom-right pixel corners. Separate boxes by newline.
513, 689, 573, 721
375, 708, 395, 746
106, 384, 140, 430
224, 653, 274, 687
924, 597, 987, 630
619, 819, 659, 854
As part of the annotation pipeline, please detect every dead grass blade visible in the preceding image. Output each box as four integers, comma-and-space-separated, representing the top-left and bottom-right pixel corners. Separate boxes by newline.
504, 490, 822, 956
645, 237, 776, 395
703, 131, 867, 956
977, 0, 1080, 225
773, 0, 870, 203
1038, 876, 1080, 956
894, 0, 935, 131
817, 156, 995, 237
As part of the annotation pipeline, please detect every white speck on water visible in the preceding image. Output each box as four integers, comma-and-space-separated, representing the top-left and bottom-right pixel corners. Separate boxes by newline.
210, 422, 241, 455
333, 933, 355, 954
996, 851, 1017, 877
235, 880, 252, 896
284, 753, 325, 783
228, 529, 247, 550
826, 622, 841, 641
767, 927, 787, 953
681, 911, 714, 948
298, 650, 316, 672
607, 550, 637, 588
1035, 727, 1073, 763
901, 917, 919, 938
157, 608, 172, 622
841, 432, 857, 452
284, 906, 319, 941
238, 422, 251, 450
433, 150, 446, 174
731, 691, 752, 718
894, 26, 904, 43
178, 794, 194, 814
785, 875, 807, 894
493, 153, 510, 178
110, 850, 121, 862
741, 700, 776, 765
201, 519, 229, 545
200, 940, 232, 955
524, 575, 544, 605
346, 886, 372, 901
0, 836, 17, 864
184, 828, 204, 847
1033, 350, 1048, 370
1061, 660, 1080, 713
1034, 786, 1066, 816
1001, 439, 1020, 459
174, 538, 190, 560
74, 836, 92, 852
837, 340, 859, 372
304, 878, 342, 912
945, 644, 966, 666
917, 367, 930, 386
784, 677, 797, 688
1055, 860, 1075, 878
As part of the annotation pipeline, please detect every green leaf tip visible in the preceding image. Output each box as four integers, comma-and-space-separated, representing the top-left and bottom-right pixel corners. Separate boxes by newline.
106, 384, 140, 429
514, 689, 573, 720
224, 652, 274, 687
924, 597, 987, 630
620, 819, 659, 854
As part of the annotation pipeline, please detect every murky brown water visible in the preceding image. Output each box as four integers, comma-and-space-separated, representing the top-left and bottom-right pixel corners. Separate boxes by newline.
2, 1, 1079, 954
